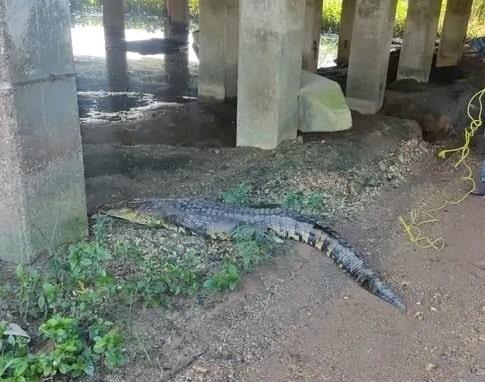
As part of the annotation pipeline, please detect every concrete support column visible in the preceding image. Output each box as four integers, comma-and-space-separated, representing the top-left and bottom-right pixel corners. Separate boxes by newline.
302, 0, 323, 72
337, 0, 357, 66
198, 0, 227, 101
398, 0, 442, 82
346, 0, 397, 114
165, 0, 189, 40
237, 0, 305, 149
103, 0, 128, 92
198, 0, 239, 102
0, 0, 88, 263
436, 0, 473, 67
224, 0, 239, 100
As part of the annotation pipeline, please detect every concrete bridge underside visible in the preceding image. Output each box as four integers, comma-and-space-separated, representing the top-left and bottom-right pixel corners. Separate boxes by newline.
0, 0, 476, 262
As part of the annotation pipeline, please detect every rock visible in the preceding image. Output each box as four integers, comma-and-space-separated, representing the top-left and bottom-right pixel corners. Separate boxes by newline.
5, 323, 30, 339
425, 362, 437, 371
298, 70, 352, 133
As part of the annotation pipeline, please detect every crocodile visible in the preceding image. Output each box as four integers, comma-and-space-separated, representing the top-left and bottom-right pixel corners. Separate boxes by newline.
103, 198, 405, 311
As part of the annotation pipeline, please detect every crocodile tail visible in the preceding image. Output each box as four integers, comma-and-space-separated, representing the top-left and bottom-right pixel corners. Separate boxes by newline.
309, 225, 405, 311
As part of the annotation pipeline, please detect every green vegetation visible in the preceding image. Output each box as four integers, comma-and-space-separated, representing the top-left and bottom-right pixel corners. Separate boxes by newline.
322, 0, 408, 37
203, 262, 241, 292
468, 0, 485, 38
1, 314, 123, 381
220, 183, 252, 205
2, 206, 280, 379
70, 0, 485, 38
282, 191, 327, 214
322, 0, 484, 38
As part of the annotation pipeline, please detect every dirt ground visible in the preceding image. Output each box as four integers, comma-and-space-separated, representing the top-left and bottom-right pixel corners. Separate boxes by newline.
79, 104, 485, 381
2, 54, 484, 381
98, 147, 485, 382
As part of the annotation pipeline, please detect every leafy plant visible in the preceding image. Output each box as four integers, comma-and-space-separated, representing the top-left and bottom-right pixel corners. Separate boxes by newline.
93, 329, 124, 369
203, 262, 241, 292
91, 214, 112, 244
282, 191, 327, 213
66, 242, 112, 283
122, 252, 204, 308
220, 183, 252, 205
232, 227, 274, 271
0, 316, 125, 381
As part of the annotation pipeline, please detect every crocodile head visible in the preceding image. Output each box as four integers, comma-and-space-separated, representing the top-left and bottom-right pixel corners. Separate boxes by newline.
102, 199, 182, 229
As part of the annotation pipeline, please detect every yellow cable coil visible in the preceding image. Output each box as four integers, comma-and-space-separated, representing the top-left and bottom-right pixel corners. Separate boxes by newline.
399, 87, 485, 250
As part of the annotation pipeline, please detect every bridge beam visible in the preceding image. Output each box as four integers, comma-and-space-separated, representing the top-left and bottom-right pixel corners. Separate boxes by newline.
0, 0, 88, 263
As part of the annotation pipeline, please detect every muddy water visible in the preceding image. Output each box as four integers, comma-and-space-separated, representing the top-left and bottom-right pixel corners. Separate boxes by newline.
72, 21, 338, 123
72, 25, 199, 122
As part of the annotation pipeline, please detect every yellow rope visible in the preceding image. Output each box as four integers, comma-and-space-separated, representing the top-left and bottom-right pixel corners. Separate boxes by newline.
399, 87, 485, 250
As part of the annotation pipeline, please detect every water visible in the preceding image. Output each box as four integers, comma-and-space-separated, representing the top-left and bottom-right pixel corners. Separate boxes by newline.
72, 20, 338, 122
319, 34, 339, 68
72, 24, 199, 122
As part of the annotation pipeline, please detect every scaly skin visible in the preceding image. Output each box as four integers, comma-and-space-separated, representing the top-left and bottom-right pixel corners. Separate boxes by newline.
104, 198, 405, 311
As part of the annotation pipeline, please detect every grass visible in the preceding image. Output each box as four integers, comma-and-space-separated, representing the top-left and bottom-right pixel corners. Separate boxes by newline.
1, 206, 279, 380
322, 0, 484, 38
71, 0, 484, 38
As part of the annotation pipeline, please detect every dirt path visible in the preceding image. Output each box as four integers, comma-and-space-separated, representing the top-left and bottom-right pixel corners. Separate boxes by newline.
103, 147, 485, 382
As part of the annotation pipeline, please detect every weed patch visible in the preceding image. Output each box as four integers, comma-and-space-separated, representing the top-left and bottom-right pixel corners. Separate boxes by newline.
282, 191, 328, 215
220, 183, 252, 205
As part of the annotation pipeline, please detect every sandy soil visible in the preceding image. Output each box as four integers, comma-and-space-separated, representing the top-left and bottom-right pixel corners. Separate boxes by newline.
97, 147, 484, 382
2, 55, 484, 382
78, 107, 483, 382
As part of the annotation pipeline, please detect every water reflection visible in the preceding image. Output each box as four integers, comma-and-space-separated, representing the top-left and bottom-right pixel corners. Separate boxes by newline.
72, 10, 198, 122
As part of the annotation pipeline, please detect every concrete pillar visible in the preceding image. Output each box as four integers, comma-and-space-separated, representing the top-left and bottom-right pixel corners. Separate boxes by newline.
198, 0, 227, 101
103, 0, 128, 92
346, 0, 397, 114
224, 0, 239, 101
165, 0, 190, 40
198, 0, 239, 102
397, 0, 442, 82
337, 0, 356, 66
302, 0, 323, 72
436, 0, 473, 67
237, 0, 305, 149
0, 0, 88, 263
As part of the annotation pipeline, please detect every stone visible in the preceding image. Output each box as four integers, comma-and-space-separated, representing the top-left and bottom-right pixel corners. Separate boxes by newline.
298, 71, 352, 133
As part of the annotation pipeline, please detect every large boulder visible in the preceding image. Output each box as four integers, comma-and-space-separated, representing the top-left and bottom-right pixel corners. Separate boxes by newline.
299, 70, 352, 133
